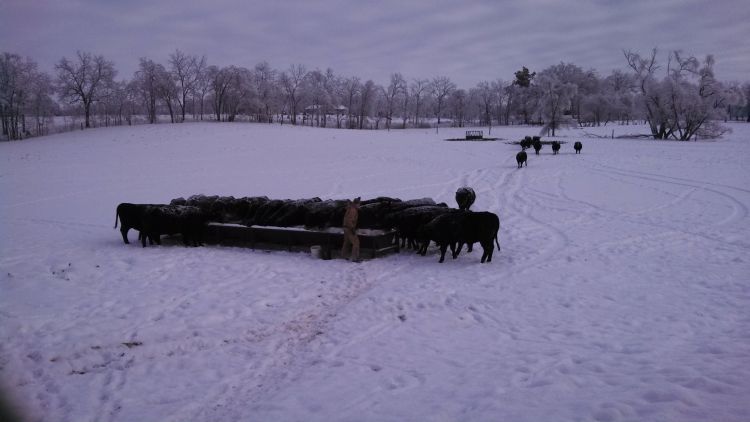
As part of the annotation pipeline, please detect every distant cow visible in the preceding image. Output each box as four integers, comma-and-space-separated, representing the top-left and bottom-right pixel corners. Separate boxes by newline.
574, 141, 582, 154
533, 139, 542, 155
516, 151, 527, 168
140, 205, 207, 247
455, 187, 476, 210
551, 141, 560, 155
520, 136, 533, 150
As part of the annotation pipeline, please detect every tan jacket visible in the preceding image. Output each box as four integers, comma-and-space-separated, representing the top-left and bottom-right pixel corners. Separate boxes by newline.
342, 199, 360, 230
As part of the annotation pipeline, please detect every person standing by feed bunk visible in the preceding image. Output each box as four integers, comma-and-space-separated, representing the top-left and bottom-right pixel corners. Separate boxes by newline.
341, 197, 361, 262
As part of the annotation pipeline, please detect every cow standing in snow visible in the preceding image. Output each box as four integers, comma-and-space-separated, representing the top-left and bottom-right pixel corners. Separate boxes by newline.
516, 151, 527, 168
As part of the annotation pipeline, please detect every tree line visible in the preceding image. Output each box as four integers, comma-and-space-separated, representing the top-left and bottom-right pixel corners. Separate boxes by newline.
1, 48, 749, 141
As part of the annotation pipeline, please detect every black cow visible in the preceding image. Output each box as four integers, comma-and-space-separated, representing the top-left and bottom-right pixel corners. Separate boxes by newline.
140, 205, 207, 247
455, 187, 476, 211
516, 151, 527, 168
115, 203, 154, 244
574, 141, 583, 154
420, 211, 500, 263
520, 136, 533, 150
551, 141, 560, 155
385, 205, 451, 251
533, 139, 542, 155
453, 211, 501, 263
303, 199, 349, 229
359, 197, 402, 229
417, 211, 465, 262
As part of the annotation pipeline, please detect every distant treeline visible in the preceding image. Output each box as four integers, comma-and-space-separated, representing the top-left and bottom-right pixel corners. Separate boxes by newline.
1, 48, 748, 141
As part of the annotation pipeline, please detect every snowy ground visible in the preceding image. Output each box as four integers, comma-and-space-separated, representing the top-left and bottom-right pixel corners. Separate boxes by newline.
1, 122, 749, 422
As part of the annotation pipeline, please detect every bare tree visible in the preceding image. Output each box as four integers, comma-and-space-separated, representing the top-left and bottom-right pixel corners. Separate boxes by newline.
381, 72, 406, 130
430, 76, 455, 127
409, 78, 429, 126
450, 89, 468, 127
342, 76, 360, 129
194, 65, 210, 120
400, 78, 410, 129
207, 65, 234, 121
475, 81, 495, 130
169, 49, 206, 122
156, 64, 178, 123
55, 51, 116, 128
133, 58, 161, 124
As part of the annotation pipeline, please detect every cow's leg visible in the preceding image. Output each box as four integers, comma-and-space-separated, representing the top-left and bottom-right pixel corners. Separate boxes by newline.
449, 242, 457, 259
439, 243, 448, 263
453, 242, 463, 259
121, 227, 130, 244
481, 241, 494, 263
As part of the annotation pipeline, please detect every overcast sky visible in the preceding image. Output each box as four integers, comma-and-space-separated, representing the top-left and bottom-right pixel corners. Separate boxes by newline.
3, 0, 749, 86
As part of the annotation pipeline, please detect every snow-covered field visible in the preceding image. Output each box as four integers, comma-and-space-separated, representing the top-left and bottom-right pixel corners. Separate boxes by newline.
1, 122, 749, 422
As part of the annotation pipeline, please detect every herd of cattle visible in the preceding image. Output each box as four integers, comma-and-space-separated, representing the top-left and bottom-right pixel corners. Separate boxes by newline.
114, 136, 587, 262
515, 136, 583, 168
114, 187, 500, 263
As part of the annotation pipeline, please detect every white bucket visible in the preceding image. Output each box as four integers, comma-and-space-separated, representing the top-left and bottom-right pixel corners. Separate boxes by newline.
310, 245, 322, 259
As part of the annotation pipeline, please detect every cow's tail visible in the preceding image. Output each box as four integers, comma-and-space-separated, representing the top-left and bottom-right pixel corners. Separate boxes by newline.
494, 231, 501, 251
114, 209, 119, 229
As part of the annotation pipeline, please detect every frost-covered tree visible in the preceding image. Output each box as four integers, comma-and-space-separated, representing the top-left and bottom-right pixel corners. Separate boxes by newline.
55, 51, 116, 128
474, 81, 495, 128
279, 64, 307, 125
358, 80, 376, 129
603, 70, 637, 124
625, 49, 731, 140
305, 69, 333, 127
510, 67, 537, 124
26, 70, 56, 136
252, 61, 278, 123
1, 53, 51, 139
223, 67, 254, 122
536, 71, 577, 136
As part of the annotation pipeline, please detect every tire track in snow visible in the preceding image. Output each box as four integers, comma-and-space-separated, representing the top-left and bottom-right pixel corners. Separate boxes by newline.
588, 163, 748, 226
580, 164, 750, 249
